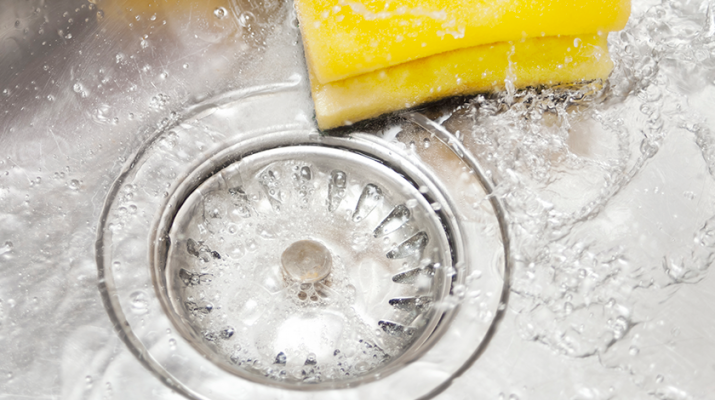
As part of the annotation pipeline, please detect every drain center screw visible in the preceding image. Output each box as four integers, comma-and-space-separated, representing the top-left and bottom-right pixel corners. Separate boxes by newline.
281, 240, 332, 283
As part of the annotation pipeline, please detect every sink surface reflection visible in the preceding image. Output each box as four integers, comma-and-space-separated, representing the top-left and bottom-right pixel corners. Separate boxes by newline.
1, 0, 715, 399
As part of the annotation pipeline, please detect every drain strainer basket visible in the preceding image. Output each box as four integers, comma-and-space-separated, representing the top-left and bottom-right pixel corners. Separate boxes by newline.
97, 87, 508, 399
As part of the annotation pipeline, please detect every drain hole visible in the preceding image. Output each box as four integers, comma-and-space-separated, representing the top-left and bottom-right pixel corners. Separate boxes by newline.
162, 146, 454, 385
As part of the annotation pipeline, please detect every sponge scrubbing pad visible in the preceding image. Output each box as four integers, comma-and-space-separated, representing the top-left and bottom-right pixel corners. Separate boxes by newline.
295, 0, 630, 85
295, 0, 630, 129
312, 34, 612, 129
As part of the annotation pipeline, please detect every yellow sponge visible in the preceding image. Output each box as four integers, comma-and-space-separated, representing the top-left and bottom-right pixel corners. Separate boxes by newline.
312, 34, 613, 129
295, 0, 631, 84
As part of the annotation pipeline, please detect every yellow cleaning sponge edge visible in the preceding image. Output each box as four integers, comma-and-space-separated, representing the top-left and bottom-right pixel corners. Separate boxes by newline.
296, 0, 630, 84
311, 34, 613, 130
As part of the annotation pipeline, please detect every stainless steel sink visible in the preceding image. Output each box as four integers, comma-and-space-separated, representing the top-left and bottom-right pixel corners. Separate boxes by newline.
2, 0, 715, 399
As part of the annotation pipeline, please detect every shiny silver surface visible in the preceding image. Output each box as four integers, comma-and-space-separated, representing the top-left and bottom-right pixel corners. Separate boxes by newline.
2, 0, 715, 399
95, 90, 506, 396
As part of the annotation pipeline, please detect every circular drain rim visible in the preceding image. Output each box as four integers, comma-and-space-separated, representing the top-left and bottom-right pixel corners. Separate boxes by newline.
96, 87, 508, 400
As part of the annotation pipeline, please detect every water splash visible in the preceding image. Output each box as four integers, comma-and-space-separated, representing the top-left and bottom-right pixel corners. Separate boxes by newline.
387, 1, 715, 397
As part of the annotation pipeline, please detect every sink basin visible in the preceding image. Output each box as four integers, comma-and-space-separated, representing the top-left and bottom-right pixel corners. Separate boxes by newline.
1, 0, 715, 399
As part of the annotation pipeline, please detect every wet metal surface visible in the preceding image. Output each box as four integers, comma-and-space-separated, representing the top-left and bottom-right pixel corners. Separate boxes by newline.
2, 0, 715, 399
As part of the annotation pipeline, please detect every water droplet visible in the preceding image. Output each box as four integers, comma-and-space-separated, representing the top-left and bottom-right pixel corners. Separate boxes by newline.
304, 353, 317, 365
203, 331, 218, 342
72, 82, 87, 98
219, 326, 236, 340
214, 7, 227, 19
68, 179, 80, 190
453, 284, 467, 299
640, 138, 659, 158
299, 166, 312, 181
149, 93, 170, 110
629, 346, 640, 356
130, 291, 149, 313
238, 11, 256, 27
275, 351, 287, 365
468, 270, 482, 281
564, 302, 574, 314
354, 361, 369, 373
612, 316, 629, 339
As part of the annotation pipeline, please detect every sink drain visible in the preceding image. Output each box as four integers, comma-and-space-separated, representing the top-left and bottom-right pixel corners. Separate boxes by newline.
97, 87, 507, 399
160, 143, 454, 386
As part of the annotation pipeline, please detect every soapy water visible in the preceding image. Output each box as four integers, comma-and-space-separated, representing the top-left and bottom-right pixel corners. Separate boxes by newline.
1, 0, 715, 398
